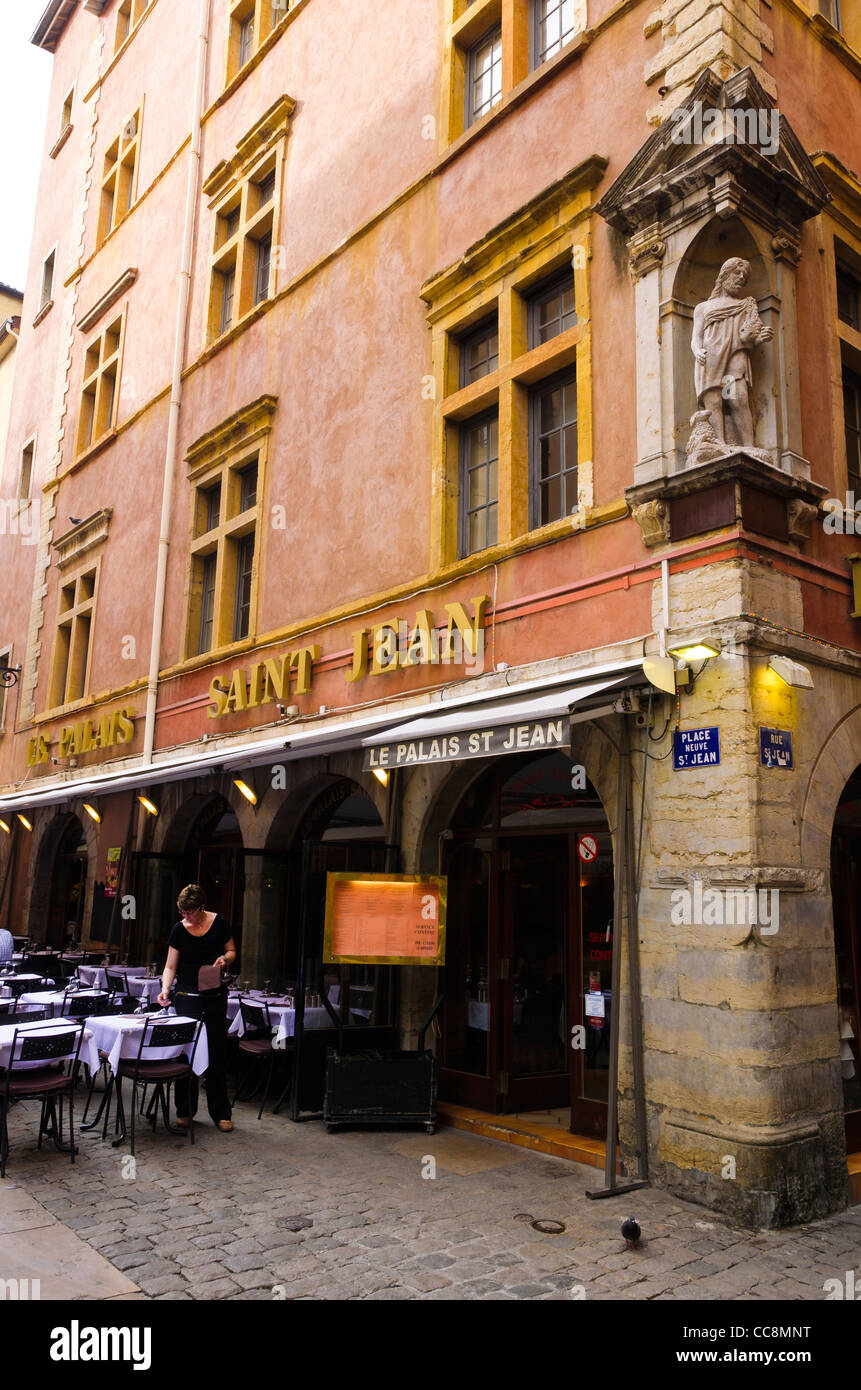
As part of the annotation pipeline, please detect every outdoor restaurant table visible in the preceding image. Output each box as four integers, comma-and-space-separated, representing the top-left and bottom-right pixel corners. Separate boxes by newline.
0, 1016, 100, 1073
18, 988, 109, 1017
0, 974, 55, 993
85, 1012, 210, 1078
77, 964, 148, 990
227, 994, 333, 1045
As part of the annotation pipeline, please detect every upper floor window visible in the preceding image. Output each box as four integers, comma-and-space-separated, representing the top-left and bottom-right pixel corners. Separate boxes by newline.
50, 567, 98, 708
60, 87, 74, 134
461, 411, 499, 554
99, 110, 141, 246
533, 0, 579, 65
819, 0, 842, 30
76, 315, 124, 457
115, 0, 151, 52
467, 27, 503, 127
445, 1, 586, 143
845, 368, 861, 497
188, 455, 260, 654
531, 369, 578, 528
460, 317, 499, 387
39, 251, 55, 315
422, 164, 601, 568
227, 0, 292, 82
19, 440, 34, 505
528, 269, 577, 347
207, 154, 282, 340
837, 260, 861, 332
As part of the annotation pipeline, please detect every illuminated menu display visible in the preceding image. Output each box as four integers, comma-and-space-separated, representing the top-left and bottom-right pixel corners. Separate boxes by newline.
323, 874, 447, 966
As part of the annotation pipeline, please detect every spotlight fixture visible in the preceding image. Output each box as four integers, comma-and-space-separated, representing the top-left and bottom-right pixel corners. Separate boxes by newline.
17, 815, 32, 832
642, 655, 687, 695
0, 818, 10, 834
233, 778, 257, 806
667, 641, 720, 662
138, 795, 159, 817
372, 768, 390, 787
768, 655, 814, 689
82, 802, 101, 823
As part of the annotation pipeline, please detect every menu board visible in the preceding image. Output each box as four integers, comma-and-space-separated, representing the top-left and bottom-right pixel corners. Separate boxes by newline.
323, 873, 447, 966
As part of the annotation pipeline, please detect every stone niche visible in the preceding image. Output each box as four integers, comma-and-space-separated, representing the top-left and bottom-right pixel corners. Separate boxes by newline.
596, 66, 830, 546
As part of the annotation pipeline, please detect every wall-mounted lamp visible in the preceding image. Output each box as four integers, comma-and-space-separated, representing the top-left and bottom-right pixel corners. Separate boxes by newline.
0, 818, 10, 834
17, 815, 32, 832
138, 795, 159, 817
768, 655, 814, 689
82, 802, 101, 824
372, 768, 390, 787
233, 778, 257, 806
667, 641, 720, 662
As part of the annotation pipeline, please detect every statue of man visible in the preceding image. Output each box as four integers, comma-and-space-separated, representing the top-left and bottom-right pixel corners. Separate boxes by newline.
691, 257, 773, 451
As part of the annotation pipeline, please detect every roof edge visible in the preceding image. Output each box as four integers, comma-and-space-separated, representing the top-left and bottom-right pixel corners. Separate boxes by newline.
32, 0, 106, 55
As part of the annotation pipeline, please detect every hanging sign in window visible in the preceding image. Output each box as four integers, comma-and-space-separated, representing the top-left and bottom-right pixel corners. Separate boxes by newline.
323, 873, 447, 966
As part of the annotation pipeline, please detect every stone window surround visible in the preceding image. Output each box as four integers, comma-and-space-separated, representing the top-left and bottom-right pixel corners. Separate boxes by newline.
203, 96, 293, 346
421, 156, 604, 571
47, 558, 102, 714
97, 102, 143, 249
182, 395, 277, 664
75, 311, 127, 461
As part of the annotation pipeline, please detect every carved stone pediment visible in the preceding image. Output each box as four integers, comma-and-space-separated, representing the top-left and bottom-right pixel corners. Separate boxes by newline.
596, 68, 831, 244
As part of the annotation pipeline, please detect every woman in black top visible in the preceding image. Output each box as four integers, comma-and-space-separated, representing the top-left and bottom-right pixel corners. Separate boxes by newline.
158, 884, 237, 1131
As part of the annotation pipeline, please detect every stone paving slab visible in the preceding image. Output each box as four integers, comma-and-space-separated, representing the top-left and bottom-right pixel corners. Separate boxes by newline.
0, 1180, 141, 1299
0, 1093, 859, 1300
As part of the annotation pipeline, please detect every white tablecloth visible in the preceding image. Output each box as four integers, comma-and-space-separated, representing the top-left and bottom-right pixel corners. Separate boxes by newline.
19, 989, 109, 1017
78, 965, 148, 990
85, 1013, 209, 1077
227, 996, 332, 1044
0, 974, 55, 996
0, 1018, 99, 1074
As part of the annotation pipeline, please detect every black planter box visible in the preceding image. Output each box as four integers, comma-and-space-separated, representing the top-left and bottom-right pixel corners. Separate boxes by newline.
324, 1049, 438, 1134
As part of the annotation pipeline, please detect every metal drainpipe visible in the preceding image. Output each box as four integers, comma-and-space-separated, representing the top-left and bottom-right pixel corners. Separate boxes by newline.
142, 0, 211, 765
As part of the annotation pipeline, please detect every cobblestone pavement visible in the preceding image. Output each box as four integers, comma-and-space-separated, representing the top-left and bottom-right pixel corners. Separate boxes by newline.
1, 1092, 859, 1300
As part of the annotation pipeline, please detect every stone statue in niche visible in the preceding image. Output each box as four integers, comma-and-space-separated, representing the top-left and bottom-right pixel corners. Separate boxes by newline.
686, 257, 774, 465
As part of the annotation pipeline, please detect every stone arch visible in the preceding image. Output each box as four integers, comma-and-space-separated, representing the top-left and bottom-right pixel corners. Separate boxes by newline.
27, 807, 97, 942
800, 703, 861, 870
409, 716, 623, 875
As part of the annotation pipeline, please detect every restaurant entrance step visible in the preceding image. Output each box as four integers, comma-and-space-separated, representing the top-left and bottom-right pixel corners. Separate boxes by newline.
439, 1108, 861, 1198
437, 1101, 619, 1170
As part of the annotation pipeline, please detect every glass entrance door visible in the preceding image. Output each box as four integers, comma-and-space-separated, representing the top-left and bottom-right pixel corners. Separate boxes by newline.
503, 838, 569, 1111
831, 768, 861, 1149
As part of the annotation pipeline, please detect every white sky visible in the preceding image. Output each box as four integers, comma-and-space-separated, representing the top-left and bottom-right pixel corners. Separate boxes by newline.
0, 2, 54, 291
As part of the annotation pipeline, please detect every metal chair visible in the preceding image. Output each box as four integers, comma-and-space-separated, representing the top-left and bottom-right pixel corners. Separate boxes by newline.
114, 1017, 203, 1155
0, 1023, 86, 1178
105, 969, 130, 997
61, 991, 113, 1019
232, 997, 277, 1119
